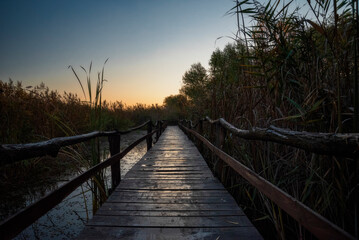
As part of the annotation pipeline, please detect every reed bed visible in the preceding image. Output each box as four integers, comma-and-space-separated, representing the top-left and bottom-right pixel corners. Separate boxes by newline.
0, 62, 167, 218
0, 80, 165, 144
176, 0, 359, 238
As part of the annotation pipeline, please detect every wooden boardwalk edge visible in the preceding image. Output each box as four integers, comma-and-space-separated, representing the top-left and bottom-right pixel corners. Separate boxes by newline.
77, 126, 263, 239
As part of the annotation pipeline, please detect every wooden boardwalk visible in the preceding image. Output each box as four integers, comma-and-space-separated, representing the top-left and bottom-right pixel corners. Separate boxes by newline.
77, 126, 262, 239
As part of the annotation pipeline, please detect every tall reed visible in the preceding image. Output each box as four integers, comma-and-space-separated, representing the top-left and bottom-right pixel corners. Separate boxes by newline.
68, 59, 110, 211
180, 0, 359, 238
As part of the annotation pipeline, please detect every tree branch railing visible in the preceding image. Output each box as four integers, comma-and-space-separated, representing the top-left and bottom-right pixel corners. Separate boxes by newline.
0, 120, 166, 240
184, 117, 359, 158
179, 118, 356, 240
0, 120, 153, 166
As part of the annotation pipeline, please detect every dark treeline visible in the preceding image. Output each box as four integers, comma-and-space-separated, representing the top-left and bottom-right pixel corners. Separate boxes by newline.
166, 0, 359, 239
0, 79, 167, 222
0, 80, 165, 144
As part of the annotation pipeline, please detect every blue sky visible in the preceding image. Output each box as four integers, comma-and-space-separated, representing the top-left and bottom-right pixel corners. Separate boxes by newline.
0, 0, 238, 105
0, 0, 310, 105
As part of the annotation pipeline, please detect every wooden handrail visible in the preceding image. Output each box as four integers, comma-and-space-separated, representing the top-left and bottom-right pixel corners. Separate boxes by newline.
0, 121, 151, 166
179, 123, 355, 240
0, 121, 166, 240
150, 120, 164, 128
183, 117, 359, 157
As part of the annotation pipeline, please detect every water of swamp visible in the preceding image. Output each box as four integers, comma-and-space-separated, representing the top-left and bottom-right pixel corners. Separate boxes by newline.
0, 130, 148, 240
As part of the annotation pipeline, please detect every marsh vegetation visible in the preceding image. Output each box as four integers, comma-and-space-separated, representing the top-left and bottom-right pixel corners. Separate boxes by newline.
0, 63, 164, 238
1, 0, 359, 239
166, 0, 359, 238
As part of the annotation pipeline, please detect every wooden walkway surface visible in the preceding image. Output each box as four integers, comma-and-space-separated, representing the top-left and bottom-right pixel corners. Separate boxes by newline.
77, 126, 262, 239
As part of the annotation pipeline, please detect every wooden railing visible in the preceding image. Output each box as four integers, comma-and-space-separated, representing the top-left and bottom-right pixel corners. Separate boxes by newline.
179, 118, 356, 240
0, 120, 166, 240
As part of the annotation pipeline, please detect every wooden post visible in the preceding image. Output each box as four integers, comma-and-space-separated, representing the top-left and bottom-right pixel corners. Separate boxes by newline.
146, 121, 152, 151
219, 123, 227, 182
155, 121, 160, 142
188, 121, 192, 140
159, 121, 163, 135
214, 122, 226, 178
108, 134, 121, 189
209, 121, 215, 168
190, 122, 195, 141
219, 123, 227, 150
197, 119, 203, 153
210, 121, 215, 143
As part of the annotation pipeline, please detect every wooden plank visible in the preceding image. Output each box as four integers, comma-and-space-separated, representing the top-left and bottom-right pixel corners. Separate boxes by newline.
124, 175, 214, 179
117, 184, 225, 190
110, 190, 229, 198
95, 210, 244, 217
143, 156, 204, 159
105, 197, 237, 204
106, 196, 234, 202
77, 126, 262, 239
125, 171, 211, 175
124, 174, 214, 179
131, 166, 210, 170
132, 163, 208, 166
119, 178, 218, 183
86, 215, 253, 227
128, 168, 211, 172
77, 227, 262, 240
98, 202, 239, 211
118, 180, 219, 185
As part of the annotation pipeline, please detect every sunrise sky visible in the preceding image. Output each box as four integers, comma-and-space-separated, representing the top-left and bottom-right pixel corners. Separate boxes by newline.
0, 0, 239, 105
0, 0, 311, 106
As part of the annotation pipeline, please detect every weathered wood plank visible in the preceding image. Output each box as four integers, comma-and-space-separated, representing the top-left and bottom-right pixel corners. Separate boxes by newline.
77, 227, 262, 240
86, 215, 253, 227
123, 174, 214, 179
130, 166, 210, 170
99, 202, 239, 211
95, 209, 244, 217
117, 184, 225, 190
105, 197, 237, 204
118, 180, 219, 185
107, 197, 230, 203
124, 175, 214, 179
119, 178, 218, 183
110, 189, 229, 197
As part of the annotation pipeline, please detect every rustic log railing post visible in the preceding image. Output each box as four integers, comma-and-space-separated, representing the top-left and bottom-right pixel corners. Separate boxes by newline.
219, 123, 227, 150
190, 121, 195, 141
155, 121, 160, 142
197, 119, 203, 153
208, 121, 215, 169
214, 122, 226, 178
219, 123, 227, 182
108, 134, 121, 189
160, 121, 163, 135
210, 121, 215, 144
188, 121, 193, 141
147, 121, 153, 151
185, 121, 190, 139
